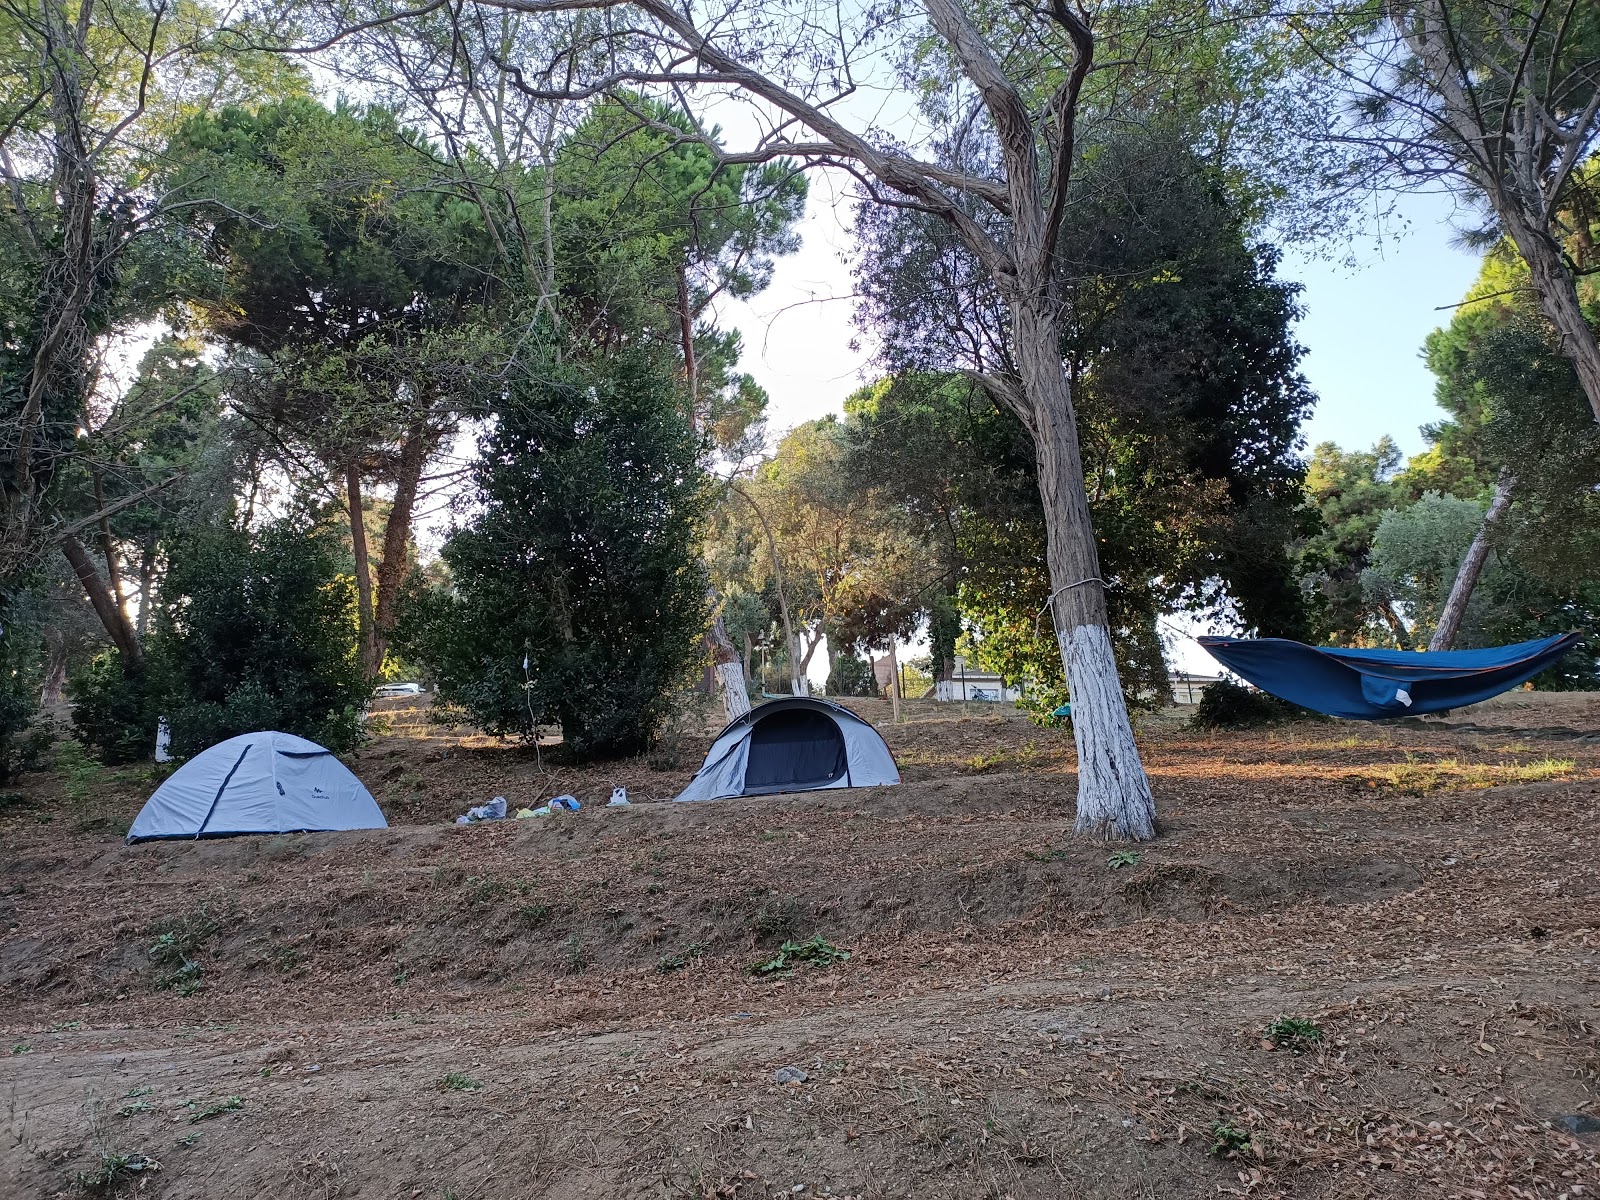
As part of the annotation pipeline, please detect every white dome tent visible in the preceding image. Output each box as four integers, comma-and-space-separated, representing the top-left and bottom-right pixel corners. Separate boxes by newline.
127, 731, 387, 843
674, 696, 900, 802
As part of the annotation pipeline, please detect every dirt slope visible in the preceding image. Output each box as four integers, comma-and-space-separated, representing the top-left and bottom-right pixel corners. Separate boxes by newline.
3, 697, 1599, 1198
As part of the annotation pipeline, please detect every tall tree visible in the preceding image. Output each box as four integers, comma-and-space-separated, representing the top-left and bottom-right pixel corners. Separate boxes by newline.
1328, 0, 1600, 420
399, 346, 709, 759
167, 97, 503, 674
330, 0, 1160, 836
0, 0, 300, 630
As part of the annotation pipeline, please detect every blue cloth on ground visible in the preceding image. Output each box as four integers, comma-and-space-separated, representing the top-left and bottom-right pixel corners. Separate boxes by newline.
1197, 632, 1581, 720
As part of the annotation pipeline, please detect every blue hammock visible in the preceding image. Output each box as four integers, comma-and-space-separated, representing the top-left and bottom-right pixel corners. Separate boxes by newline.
1197, 632, 1581, 720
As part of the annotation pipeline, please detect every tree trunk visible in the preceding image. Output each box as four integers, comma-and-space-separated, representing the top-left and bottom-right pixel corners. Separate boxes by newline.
677, 261, 699, 428
61, 533, 141, 665
91, 468, 128, 625
887, 638, 901, 724
1378, 600, 1413, 651
733, 484, 807, 696
1430, 474, 1516, 651
708, 599, 751, 721
1011, 300, 1155, 840
1501, 216, 1600, 425
135, 534, 155, 639
40, 626, 67, 707
345, 462, 378, 676
372, 422, 431, 670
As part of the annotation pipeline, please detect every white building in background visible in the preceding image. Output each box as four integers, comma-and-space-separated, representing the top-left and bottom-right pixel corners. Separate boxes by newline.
933, 657, 1024, 703
1168, 670, 1223, 704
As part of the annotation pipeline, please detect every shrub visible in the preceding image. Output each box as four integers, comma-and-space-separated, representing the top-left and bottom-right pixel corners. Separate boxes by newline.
151, 519, 369, 758
825, 653, 875, 697
1191, 679, 1310, 729
66, 652, 156, 765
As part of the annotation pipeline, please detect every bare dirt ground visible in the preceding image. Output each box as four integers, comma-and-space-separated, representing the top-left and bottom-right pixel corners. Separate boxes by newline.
3, 692, 1600, 1199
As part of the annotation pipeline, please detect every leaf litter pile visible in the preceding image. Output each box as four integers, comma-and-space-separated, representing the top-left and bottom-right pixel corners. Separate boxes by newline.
1, 692, 1598, 1198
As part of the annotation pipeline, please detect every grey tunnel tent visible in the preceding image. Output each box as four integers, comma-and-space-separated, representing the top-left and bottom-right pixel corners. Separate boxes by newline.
127, 731, 387, 843
674, 696, 901, 802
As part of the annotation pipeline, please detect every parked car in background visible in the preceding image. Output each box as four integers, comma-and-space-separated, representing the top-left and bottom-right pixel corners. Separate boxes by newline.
374, 682, 424, 697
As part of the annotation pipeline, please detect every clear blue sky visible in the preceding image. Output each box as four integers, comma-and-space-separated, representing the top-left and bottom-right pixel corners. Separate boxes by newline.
1283, 191, 1485, 457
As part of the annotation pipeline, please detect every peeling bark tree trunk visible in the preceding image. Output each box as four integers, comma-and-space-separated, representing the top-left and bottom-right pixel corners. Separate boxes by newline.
61, 533, 140, 665
346, 462, 378, 676
1011, 300, 1155, 840
708, 599, 751, 721
372, 422, 431, 670
1431, 474, 1516, 652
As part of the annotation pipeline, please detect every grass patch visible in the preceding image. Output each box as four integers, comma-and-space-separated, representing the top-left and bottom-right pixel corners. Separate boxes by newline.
517, 902, 553, 926
148, 906, 227, 995
1363, 756, 1575, 794
752, 894, 803, 939
751, 935, 850, 977
656, 943, 706, 973
1265, 1015, 1323, 1053
563, 932, 589, 974
438, 1072, 481, 1092
1023, 847, 1069, 862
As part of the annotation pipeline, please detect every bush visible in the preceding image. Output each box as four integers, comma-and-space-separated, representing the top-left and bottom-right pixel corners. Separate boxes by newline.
826, 653, 875, 697
1190, 679, 1310, 729
66, 652, 157, 764
154, 520, 369, 758
68, 519, 370, 763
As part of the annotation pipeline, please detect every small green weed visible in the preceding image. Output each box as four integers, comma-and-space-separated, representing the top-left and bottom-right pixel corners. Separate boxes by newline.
183, 1096, 243, 1124
438, 1072, 481, 1092
751, 935, 850, 977
148, 907, 225, 994
1266, 1015, 1324, 1053
516, 903, 552, 926
656, 943, 705, 973
1208, 1121, 1251, 1159
116, 1087, 154, 1117
50, 1020, 83, 1032
1023, 847, 1069, 862
76, 1150, 159, 1194
11, 1042, 29, 1055
1106, 850, 1142, 870
563, 933, 589, 974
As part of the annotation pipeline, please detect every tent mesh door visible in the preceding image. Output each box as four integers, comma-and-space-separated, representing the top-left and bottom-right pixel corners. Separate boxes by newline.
741, 709, 848, 793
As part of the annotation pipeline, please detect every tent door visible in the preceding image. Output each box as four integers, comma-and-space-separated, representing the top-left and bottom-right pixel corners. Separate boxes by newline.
741, 709, 848, 795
